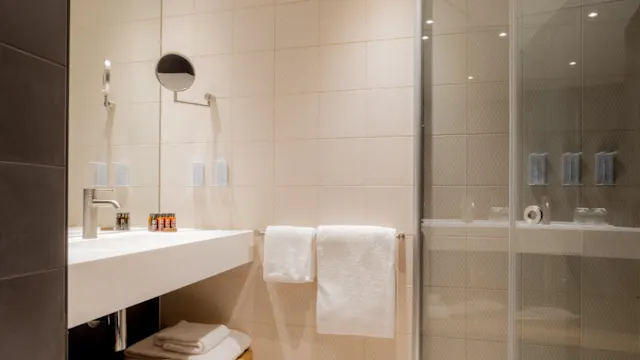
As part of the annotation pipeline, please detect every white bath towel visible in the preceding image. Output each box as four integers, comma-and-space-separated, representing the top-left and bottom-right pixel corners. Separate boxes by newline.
154, 321, 230, 354
316, 225, 397, 338
263, 225, 316, 283
125, 330, 251, 360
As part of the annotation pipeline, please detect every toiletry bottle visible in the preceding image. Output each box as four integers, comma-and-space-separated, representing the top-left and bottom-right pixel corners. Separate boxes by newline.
171, 213, 177, 230
124, 213, 130, 230
151, 214, 158, 232
158, 213, 165, 231
148, 213, 152, 231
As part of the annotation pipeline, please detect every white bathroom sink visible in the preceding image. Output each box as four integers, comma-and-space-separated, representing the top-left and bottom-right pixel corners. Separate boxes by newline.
67, 229, 254, 328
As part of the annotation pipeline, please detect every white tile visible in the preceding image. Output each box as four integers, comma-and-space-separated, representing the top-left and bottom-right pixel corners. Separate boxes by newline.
275, 140, 320, 185
317, 186, 367, 224
231, 141, 274, 186
319, 43, 367, 91
432, 84, 467, 135
274, 186, 319, 226
366, 0, 415, 40
318, 139, 366, 186
366, 186, 414, 232
105, 19, 161, 62
110, 62, 159, 104
163, 12, 234, 57
231, 187, 275, 230
232, 51, 275, 96
433, 33, 467, 85
162, 0, 195, 16
195, 0, 234, 12
160, 186, 233, 229
107, 186, 159, 227
110, 145, 160, 186
276, 0, 319, 48
234, 6, 276, 52
275, 93, 319, 139
367, 39, 414, 88
231, 95, 274, 141
235, 0, 275, 8
319, 0, 367, 44
366, 88, 414, 137
110, 103, 160, 146
161, 98, 231, 144
275, 47, 319, 94
365, 137, 414, 186
432, 0, 467, 35
318, 90, 368, 138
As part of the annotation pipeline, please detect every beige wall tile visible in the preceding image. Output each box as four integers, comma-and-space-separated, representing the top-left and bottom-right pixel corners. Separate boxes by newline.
467, 238, 508, 290
276, 0, 319, 48
432, 33, 467, 85
232, 51, 275, 96
231, 141, 274, 186
582, 295, 639, 354
423, 337, 466, 360
319, 0, 367, 44
432, 0, 467, 35
367, 39, 414, 88
231, 186, 275, 229
396, 285, 413, 335
317, 186, 367, 224
231, 96, 275, 141
424, 186, 466, 220
254, 282, 317, 326
468, 30, 509, 83
275, 47, 320, 94
467, 82, 509, 134
274, 186, 319, 226
364, 137, 414, 186
162, 98, 231, 144
366, 88, 414, 137
275, 94, 319, 140
235, 0, 275, 9
275, 140, 320, 185
424, 237, 467, 287
319, 43, 367, 91
318, 90, 368, 138
366, 0, 415, 40
314, 333, 366, 360
251, 323, 314, 360
467, 340, 507, 360
521, 291, 581, 347
234, 6, 276, 52
318, 139, 366, 186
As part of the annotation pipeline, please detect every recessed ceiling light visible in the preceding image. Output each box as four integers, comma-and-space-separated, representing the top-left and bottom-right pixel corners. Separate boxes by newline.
468, 76, 474, 80
422, 35, 429, 40
588, 12, 598, 18
499, 32, 508, 37
426, 19, 434, 24
569, 61, 577, 66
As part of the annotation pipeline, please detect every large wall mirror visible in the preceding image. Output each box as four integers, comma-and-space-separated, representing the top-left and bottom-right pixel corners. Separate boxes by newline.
68, 1, 162, 232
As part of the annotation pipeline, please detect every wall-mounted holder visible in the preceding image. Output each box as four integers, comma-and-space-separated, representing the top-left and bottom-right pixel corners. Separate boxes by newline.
595, 151, 616, 186
156, 52, 214, 107
102, 59, 115, 108
528, 153, 548, 186
561, 152, 581, 186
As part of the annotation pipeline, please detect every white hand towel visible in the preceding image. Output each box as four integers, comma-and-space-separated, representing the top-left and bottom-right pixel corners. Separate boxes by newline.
263, 225, 316, 283
125, 330, 251, 360
316, 225, 397, 338
154, 321, 230, 354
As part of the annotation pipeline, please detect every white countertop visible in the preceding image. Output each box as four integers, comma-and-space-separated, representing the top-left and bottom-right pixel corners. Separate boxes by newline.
68, 229, 254, 329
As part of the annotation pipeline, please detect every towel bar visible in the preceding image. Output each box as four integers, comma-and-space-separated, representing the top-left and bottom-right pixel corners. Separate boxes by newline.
254, 229, 405, 240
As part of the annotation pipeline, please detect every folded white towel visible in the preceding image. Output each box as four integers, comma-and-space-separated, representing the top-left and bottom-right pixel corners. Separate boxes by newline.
316, 225, 397, 338
263, 225, 316, 283
154, 321, 230, 355
125, 330, 251, 360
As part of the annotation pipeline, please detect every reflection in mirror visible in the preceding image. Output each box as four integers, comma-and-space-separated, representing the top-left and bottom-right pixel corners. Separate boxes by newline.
155, 53, 195, 92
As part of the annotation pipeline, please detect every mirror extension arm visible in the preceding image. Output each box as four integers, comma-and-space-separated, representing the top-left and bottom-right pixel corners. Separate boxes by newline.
173, 91, 214, 107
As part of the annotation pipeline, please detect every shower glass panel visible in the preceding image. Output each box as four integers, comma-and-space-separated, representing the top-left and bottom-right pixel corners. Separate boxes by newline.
420, 0, 640, 359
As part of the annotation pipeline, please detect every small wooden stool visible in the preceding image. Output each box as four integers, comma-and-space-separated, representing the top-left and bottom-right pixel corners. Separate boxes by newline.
237, 348, 253, 360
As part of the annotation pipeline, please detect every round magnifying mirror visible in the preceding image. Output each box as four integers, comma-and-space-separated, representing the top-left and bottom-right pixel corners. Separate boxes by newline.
155, 53, 196, 92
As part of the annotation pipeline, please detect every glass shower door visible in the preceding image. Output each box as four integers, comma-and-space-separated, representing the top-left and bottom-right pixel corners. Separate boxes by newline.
514, 1, 640, 360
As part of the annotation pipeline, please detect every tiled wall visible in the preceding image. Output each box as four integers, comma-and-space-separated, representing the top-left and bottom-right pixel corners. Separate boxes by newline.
0, 0, 68, 359
159, 0, 416, 359
423, 0, 510, 221
68, 0, 161, 227
520, 0, 640, 227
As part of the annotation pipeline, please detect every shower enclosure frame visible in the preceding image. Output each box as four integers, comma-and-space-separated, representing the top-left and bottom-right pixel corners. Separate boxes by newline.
412, 0, 520, 358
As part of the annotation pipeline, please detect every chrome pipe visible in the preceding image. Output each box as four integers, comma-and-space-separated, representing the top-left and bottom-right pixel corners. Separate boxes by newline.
114, 309, 127, 352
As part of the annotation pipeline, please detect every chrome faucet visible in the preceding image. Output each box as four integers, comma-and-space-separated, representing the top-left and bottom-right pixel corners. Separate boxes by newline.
83, 188, 121, 239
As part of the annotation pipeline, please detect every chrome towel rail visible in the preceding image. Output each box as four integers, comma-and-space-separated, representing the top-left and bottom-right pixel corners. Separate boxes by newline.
254, 229, 405, 240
